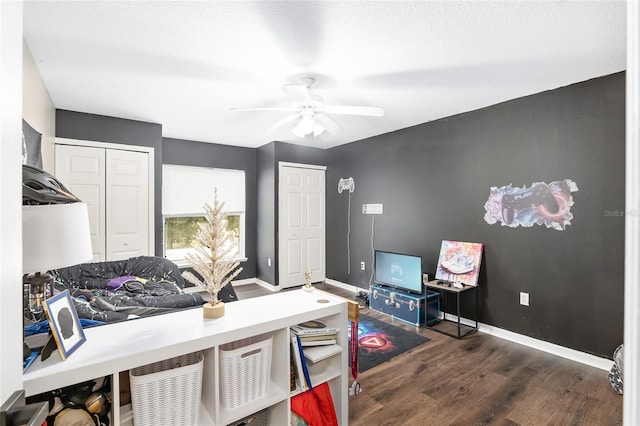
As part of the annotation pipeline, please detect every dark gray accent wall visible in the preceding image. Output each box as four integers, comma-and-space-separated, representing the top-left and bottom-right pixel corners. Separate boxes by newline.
274, 141, 328, 166
256, 142, 276, 284
325, 73, 625, 358
163, 138, 257, 280
56, 110, 164, 255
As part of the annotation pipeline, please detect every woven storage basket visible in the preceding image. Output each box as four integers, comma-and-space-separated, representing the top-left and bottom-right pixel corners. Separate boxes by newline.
129, 352, 204, 426
220, 334, 273, 409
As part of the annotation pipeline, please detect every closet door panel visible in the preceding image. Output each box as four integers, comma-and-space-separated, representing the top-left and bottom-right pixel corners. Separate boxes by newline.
106, 149, 149, 260
55, 145, 106, 262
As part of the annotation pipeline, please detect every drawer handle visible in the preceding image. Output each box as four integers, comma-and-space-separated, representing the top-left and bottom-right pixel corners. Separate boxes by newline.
241, 348, 262, 358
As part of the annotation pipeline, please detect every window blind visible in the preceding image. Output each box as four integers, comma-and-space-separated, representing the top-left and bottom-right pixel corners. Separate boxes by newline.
162, 165, 245, 215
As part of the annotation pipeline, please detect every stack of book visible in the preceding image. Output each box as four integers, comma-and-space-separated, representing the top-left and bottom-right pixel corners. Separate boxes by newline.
291, 319, 340, 347
290, 320, 342, 392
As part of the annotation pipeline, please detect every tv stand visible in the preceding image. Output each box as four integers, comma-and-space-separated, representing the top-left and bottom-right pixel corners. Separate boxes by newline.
369, 284, 439, 326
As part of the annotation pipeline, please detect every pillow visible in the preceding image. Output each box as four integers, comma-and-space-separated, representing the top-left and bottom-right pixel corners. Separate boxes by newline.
106, 276, 147, 290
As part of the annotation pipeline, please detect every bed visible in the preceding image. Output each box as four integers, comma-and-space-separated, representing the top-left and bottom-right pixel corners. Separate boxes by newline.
49, 256, 228, 323
22, 256, 240, 423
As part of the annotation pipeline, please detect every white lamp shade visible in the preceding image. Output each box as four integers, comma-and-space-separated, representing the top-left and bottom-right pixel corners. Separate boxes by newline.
22, 203, 93, 273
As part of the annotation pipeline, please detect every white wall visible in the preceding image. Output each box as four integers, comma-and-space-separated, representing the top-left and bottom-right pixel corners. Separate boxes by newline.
0, 2, 55, 404
22, 39, 55, 172
0, 0, 25, 402
624, 2, 640, 424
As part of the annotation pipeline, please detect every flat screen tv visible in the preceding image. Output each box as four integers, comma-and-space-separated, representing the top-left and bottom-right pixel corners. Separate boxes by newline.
374, 250, 423, 294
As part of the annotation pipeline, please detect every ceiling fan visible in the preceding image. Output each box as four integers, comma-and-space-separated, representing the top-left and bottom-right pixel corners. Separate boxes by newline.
231, 77, 384, 138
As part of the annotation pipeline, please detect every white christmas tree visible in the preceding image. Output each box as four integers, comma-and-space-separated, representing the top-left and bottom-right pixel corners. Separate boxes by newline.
182, 190, 243, 306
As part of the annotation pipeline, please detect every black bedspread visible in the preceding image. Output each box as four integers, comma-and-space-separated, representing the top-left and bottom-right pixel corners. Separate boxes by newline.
53, 256, 205, 322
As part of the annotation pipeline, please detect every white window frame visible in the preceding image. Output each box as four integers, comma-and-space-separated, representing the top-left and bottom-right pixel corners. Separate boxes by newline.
162, 165, 246, 267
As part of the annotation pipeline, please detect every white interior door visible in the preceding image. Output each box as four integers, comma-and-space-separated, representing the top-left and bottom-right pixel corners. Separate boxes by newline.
106, 149, 149, 260
279, 163, 326, 288
55, 145, 106, 261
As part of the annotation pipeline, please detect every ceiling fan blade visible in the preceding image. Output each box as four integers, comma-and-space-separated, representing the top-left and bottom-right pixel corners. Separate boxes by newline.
314, 113, 342, 134
267, 113, 301, 131
229, 107, 297, 112
323, 105, 384, 117
284, 84, 312, 105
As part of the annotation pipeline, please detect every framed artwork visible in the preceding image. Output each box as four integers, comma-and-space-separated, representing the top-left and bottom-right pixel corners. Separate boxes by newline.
435, 240, 484, 286
43, 290, 86, 360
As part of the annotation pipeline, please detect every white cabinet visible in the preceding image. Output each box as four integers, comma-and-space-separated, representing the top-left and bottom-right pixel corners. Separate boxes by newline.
54, 139, 153, 262
23, 289, 348, 425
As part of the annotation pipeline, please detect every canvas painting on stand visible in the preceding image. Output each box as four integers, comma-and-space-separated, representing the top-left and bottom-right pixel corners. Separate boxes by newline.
435, 240, 483, 286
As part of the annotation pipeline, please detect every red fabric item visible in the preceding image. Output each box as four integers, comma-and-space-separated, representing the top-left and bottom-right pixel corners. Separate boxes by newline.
350, 320, 358, 380
291, 382, 339, 426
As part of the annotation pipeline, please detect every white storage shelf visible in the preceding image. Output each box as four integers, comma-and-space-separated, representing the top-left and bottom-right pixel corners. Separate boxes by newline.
306, 352, 343, 386
23, 289, 348, 425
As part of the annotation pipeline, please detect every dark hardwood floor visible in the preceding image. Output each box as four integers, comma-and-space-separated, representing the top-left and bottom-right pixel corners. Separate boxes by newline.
235, 282, 622, 426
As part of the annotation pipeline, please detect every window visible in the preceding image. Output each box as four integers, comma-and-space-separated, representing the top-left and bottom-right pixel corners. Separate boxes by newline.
162, 165, 245, 265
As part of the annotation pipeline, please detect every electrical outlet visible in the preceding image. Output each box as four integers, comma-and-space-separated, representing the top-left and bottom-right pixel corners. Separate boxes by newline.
360, 261, 366, 270
362, 204, 383, 214
520, 292, 529, 306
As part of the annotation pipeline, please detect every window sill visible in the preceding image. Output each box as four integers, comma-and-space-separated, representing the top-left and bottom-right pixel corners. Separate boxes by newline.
170, 257, 248, 269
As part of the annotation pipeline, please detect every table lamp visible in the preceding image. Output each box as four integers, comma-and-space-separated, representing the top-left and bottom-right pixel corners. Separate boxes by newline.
22, 202, 93, 314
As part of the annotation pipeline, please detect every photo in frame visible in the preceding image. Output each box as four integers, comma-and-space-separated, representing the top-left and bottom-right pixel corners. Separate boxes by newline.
43, 290, 86, 360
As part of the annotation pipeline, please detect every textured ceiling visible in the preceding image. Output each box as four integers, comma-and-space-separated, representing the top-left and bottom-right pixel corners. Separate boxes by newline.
23, 1, 626, 149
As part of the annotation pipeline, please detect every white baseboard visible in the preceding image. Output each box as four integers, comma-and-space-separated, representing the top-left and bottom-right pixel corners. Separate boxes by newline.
325, 279, 613, 372
254, 278, 280, 292
231, 278, 258, 287
478, 322, 613, 371
324, 278, 361, 294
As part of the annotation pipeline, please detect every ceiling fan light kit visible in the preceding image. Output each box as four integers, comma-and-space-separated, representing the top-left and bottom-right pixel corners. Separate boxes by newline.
232, 76, 384, 139
292, 114, 325, 138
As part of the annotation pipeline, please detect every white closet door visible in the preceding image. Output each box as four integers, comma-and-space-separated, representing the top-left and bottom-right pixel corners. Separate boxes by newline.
279, 164, 326, 288
106, 149, 149, 260
55, 145, 106, 262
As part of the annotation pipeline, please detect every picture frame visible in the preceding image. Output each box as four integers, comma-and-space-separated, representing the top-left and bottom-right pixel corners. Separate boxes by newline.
43, 290, 86, 360
435, 240, 484, 287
